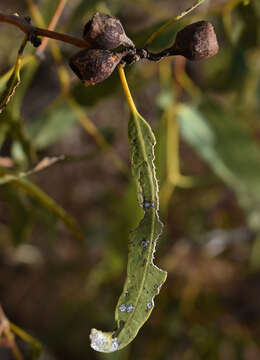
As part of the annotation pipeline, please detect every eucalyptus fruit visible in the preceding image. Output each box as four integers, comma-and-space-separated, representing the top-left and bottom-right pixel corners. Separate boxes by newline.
83, 13, 134, 50
69, 49, 126, 86
69, 17, 219, 86
122, 20, 219, 64
168, 20, 219, 61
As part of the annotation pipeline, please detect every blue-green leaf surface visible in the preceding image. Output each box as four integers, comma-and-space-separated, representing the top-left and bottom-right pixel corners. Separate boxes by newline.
90, 112, 167, 352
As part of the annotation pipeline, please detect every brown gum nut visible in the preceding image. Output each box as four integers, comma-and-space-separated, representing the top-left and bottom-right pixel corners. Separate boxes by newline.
83, 12, 134, 50
173, 21, 219, 61
69, 49, 125, 86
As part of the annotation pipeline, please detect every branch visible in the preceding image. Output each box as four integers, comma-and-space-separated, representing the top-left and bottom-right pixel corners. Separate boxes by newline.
0, 12, 90, 48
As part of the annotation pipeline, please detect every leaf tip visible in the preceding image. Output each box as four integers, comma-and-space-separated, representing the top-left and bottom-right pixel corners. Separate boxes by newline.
89, 329, 119, 353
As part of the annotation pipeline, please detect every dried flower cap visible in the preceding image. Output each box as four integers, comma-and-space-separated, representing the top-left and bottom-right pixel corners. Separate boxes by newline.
172, 21, 219, 61
69, 49, 125, 86
83, 12, 134, 50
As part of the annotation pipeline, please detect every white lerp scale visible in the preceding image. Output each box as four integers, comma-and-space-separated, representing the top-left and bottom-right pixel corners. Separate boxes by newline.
90, 329, 119, 353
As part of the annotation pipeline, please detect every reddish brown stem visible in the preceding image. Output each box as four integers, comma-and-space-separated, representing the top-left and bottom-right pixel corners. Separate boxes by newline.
36, 0, 67, 54
0, 12, 90, 48
34, 27, 89, 47
0, 13, 31, 32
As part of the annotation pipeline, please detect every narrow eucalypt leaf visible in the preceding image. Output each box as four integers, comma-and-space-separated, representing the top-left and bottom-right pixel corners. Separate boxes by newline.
89, 66, 167, 353
0, 34, 28, 113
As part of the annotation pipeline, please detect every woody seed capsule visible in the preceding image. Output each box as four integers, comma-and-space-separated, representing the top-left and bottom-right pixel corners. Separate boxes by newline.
171, 21, 219, 61
69, 49, 125, 86
83, 12, 134, 50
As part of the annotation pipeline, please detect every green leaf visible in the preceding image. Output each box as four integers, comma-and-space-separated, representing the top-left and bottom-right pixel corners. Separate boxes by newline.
28, 102, 78, 150
90, 111, 167, 352
0, 185, 31, 245
10, 178, 85, 241
177, 103, 246, 192
144, 0, 209, 47
9, 322, 42, 360
0, 35, 28, 114
0, 165, 84, 241
0, 122, 9, 149
252, 0, 260, 14
0, 59, 21, 114
177, 102, 260, 228
134, 19, 181, 51
9, 58, 39, 119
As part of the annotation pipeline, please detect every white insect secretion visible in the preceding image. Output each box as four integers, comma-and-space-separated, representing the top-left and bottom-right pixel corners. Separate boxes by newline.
146, 302, 153, 311
119, 304, 127, 312
90, 329, 119, 353
119, 303, 135, 313
110, 339, 120, 352
142, 200, 154, 209
126, 304, 135, 313
141, 239, 150, 247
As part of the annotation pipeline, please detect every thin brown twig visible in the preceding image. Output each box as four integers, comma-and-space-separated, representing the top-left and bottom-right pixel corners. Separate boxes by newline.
35, 0, 68, 55
26, 0, 70, 94
0, 12, 89, 48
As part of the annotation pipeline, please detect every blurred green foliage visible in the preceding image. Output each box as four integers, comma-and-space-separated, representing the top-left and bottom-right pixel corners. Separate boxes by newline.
1, 0, 260, 359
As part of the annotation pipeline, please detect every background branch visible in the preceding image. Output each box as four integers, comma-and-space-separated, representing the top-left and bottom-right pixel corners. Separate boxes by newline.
0, 12, 89, 48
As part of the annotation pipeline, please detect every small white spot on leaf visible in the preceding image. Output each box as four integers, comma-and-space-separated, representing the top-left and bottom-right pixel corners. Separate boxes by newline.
126, 304, 135, 313
146, 302, 153, 311
142, 201, 154, 209
141, 240, 150, 247
119, 304, 127, 312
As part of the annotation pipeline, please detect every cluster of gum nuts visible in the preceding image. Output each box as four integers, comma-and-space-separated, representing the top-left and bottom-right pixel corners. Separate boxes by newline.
69, 13, 219, 86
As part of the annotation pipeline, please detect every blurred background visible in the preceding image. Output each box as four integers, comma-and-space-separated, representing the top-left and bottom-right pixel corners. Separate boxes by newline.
0, 0, 260, 359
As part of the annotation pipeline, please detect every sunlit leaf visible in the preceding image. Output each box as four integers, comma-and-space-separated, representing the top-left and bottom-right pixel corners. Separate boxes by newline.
0, 61, 21, 114
10, 58, 39, 119
144, 0, 209, 46
0, 35, 28, 114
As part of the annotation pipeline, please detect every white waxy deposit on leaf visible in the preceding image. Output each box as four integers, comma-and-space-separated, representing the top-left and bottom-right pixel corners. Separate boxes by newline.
146, 301, 153, 311
141, 240, 150, 247
119, 304, 127, 312
142, 200, 154, 209
90, 329, 119, 353
126, 304, 135, 313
